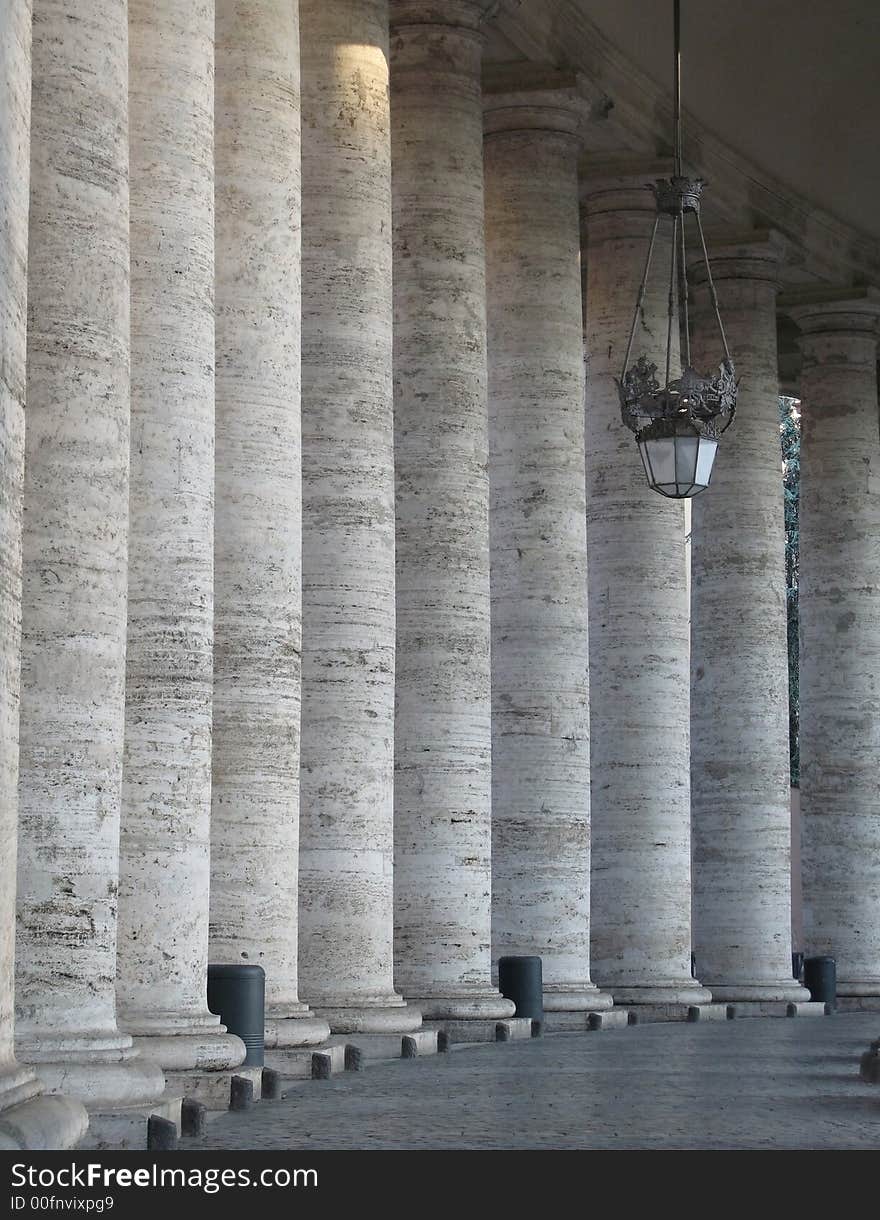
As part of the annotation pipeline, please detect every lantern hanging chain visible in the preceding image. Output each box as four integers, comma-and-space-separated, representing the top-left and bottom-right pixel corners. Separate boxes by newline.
665, 212, 678, 389
678, 204, 691, 367
620, 213, 660, 381
674, 0, 683, 177
694, 207, 732, 363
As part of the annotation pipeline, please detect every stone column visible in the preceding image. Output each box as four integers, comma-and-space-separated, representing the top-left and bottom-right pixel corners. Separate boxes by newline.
390, 1, 513, 1022
16, 0, 167, 1119
210, 0, 328, 1050
298, 0, 418, 1034
690, 233, 807, 1001
789, 287, 880, 997
483, 80, 611, 1018
116, 0, 243, 1076
0, 0, 88, 1150
582, 162, 710, 1006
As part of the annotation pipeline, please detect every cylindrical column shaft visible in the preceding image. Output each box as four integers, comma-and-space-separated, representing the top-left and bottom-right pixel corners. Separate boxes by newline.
210, 0, 328, 1049
117, 0, 243, 1073
483, 95, 611, 1015
792, 290, 880, 996
298, 0, 418, 1033
390, 1, 513, 1020
0, 0, 88, 1149
16, 0, 166, 1109
690, 235, 807, 1001
582, 167, 709, 1005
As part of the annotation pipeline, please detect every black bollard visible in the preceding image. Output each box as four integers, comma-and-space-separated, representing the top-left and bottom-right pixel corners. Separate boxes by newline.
497, 955, 544, 1024
229, 1075, 254, 1112
207, 964, 265, 1068
180, 1097, 207, 1138
261, 1069, 282, 1101
147, 1115, 179, 1151
804, 956, 836, 1006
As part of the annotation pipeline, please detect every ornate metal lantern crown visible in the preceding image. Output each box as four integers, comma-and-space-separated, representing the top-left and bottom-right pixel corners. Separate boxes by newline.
616, 0, 737, 499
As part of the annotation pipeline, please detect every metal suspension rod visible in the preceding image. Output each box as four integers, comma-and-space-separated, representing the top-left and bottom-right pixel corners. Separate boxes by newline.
694, 208, 732, 362
674, 0, 682, 176
620, 213, 661, 380
678, 206, 691, 367
665, 213, 678, 388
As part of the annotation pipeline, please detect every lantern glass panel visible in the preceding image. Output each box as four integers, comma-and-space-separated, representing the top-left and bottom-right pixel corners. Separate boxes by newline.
695, 436, 718, 487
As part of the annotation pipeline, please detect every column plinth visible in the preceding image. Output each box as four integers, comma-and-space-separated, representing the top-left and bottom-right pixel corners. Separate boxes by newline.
390, 0, 513, 1022
484, 88, 612, 1015
690, 234, 808, 1003
16, 0, 166, 1119
115, 0, 243, 1075
298, 0, 418, 1035
582, 163, 710, 1007
788, 287, 880, 997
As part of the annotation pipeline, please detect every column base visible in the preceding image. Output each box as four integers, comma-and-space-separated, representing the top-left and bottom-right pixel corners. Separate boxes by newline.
164, 1065, 261, 1111
130, 1031, 245, 1072
836, 979, 880, 998
19, 1039, 167, 1110
543, 983, 614, 1013
312, 998, 422, 1035
605, 980, 713, 1007
0, 1090, 88, 1151
703, 981, 810, 1003
265, 1013, 331, 1048
406, 989, 516, 1022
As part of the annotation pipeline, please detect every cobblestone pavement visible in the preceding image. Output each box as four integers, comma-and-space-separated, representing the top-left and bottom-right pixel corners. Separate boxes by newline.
188, 1013, 880, 1150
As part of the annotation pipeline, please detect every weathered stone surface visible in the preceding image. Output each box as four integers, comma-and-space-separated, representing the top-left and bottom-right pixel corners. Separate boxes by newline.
690, 234, 808, 1003
581, 164, 709, 1006
209, 0, 328, 1052
298, 0, 418, 1034
791, 289, 880, 997
390, 0, 512, 1023
116, 0, 242, 1076
0, 0, 88, 1150
15, 0, 166, 1120
484, 89, 611, 1016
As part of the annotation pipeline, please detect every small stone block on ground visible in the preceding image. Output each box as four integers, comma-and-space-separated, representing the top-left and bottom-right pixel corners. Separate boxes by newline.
587, 1010, 636, 1030
786, 1001, 831, 1017
687, 1004, 735, 1022
859, 1049, 880, 1083
495, 1018, 533, 1042
265, 1043, 346, 1079
165, 1066, 261, 1111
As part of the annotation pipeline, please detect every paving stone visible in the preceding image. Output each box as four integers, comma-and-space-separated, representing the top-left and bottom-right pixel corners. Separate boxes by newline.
186, 1012, 880, 1150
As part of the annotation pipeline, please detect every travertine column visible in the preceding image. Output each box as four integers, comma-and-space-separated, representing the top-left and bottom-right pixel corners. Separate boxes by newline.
390, 1, 513, 1021
117, 0, 243, 1073
790, 288, 880, 996
483, 83, 611, 1016
0, 0, 88, 1149
582, 163, 710, 1005
299, 0, 418, 1033
210, 0, 328, 1049
690, 233, 807, 1001
16, 0, 166, 1112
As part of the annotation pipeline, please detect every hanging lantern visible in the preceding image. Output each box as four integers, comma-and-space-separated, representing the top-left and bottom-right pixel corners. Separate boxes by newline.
616, 0, 737, 498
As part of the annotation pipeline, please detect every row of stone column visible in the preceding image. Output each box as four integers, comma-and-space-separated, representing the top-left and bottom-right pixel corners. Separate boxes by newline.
2, 0, 878, 1147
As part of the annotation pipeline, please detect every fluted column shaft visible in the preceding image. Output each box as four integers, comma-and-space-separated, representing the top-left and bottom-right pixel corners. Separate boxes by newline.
390, 0, 512, 1020
792, 290, 880, 996
298, 0, 417, 1034
209, 0, 328, 1051
690, 236, 807, 1001
16, 0, 165, 1110
116, 0, 242, 1073
484, 94, 610, 1014
582, 168, 709, 1005
0, 0, 88, 1149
